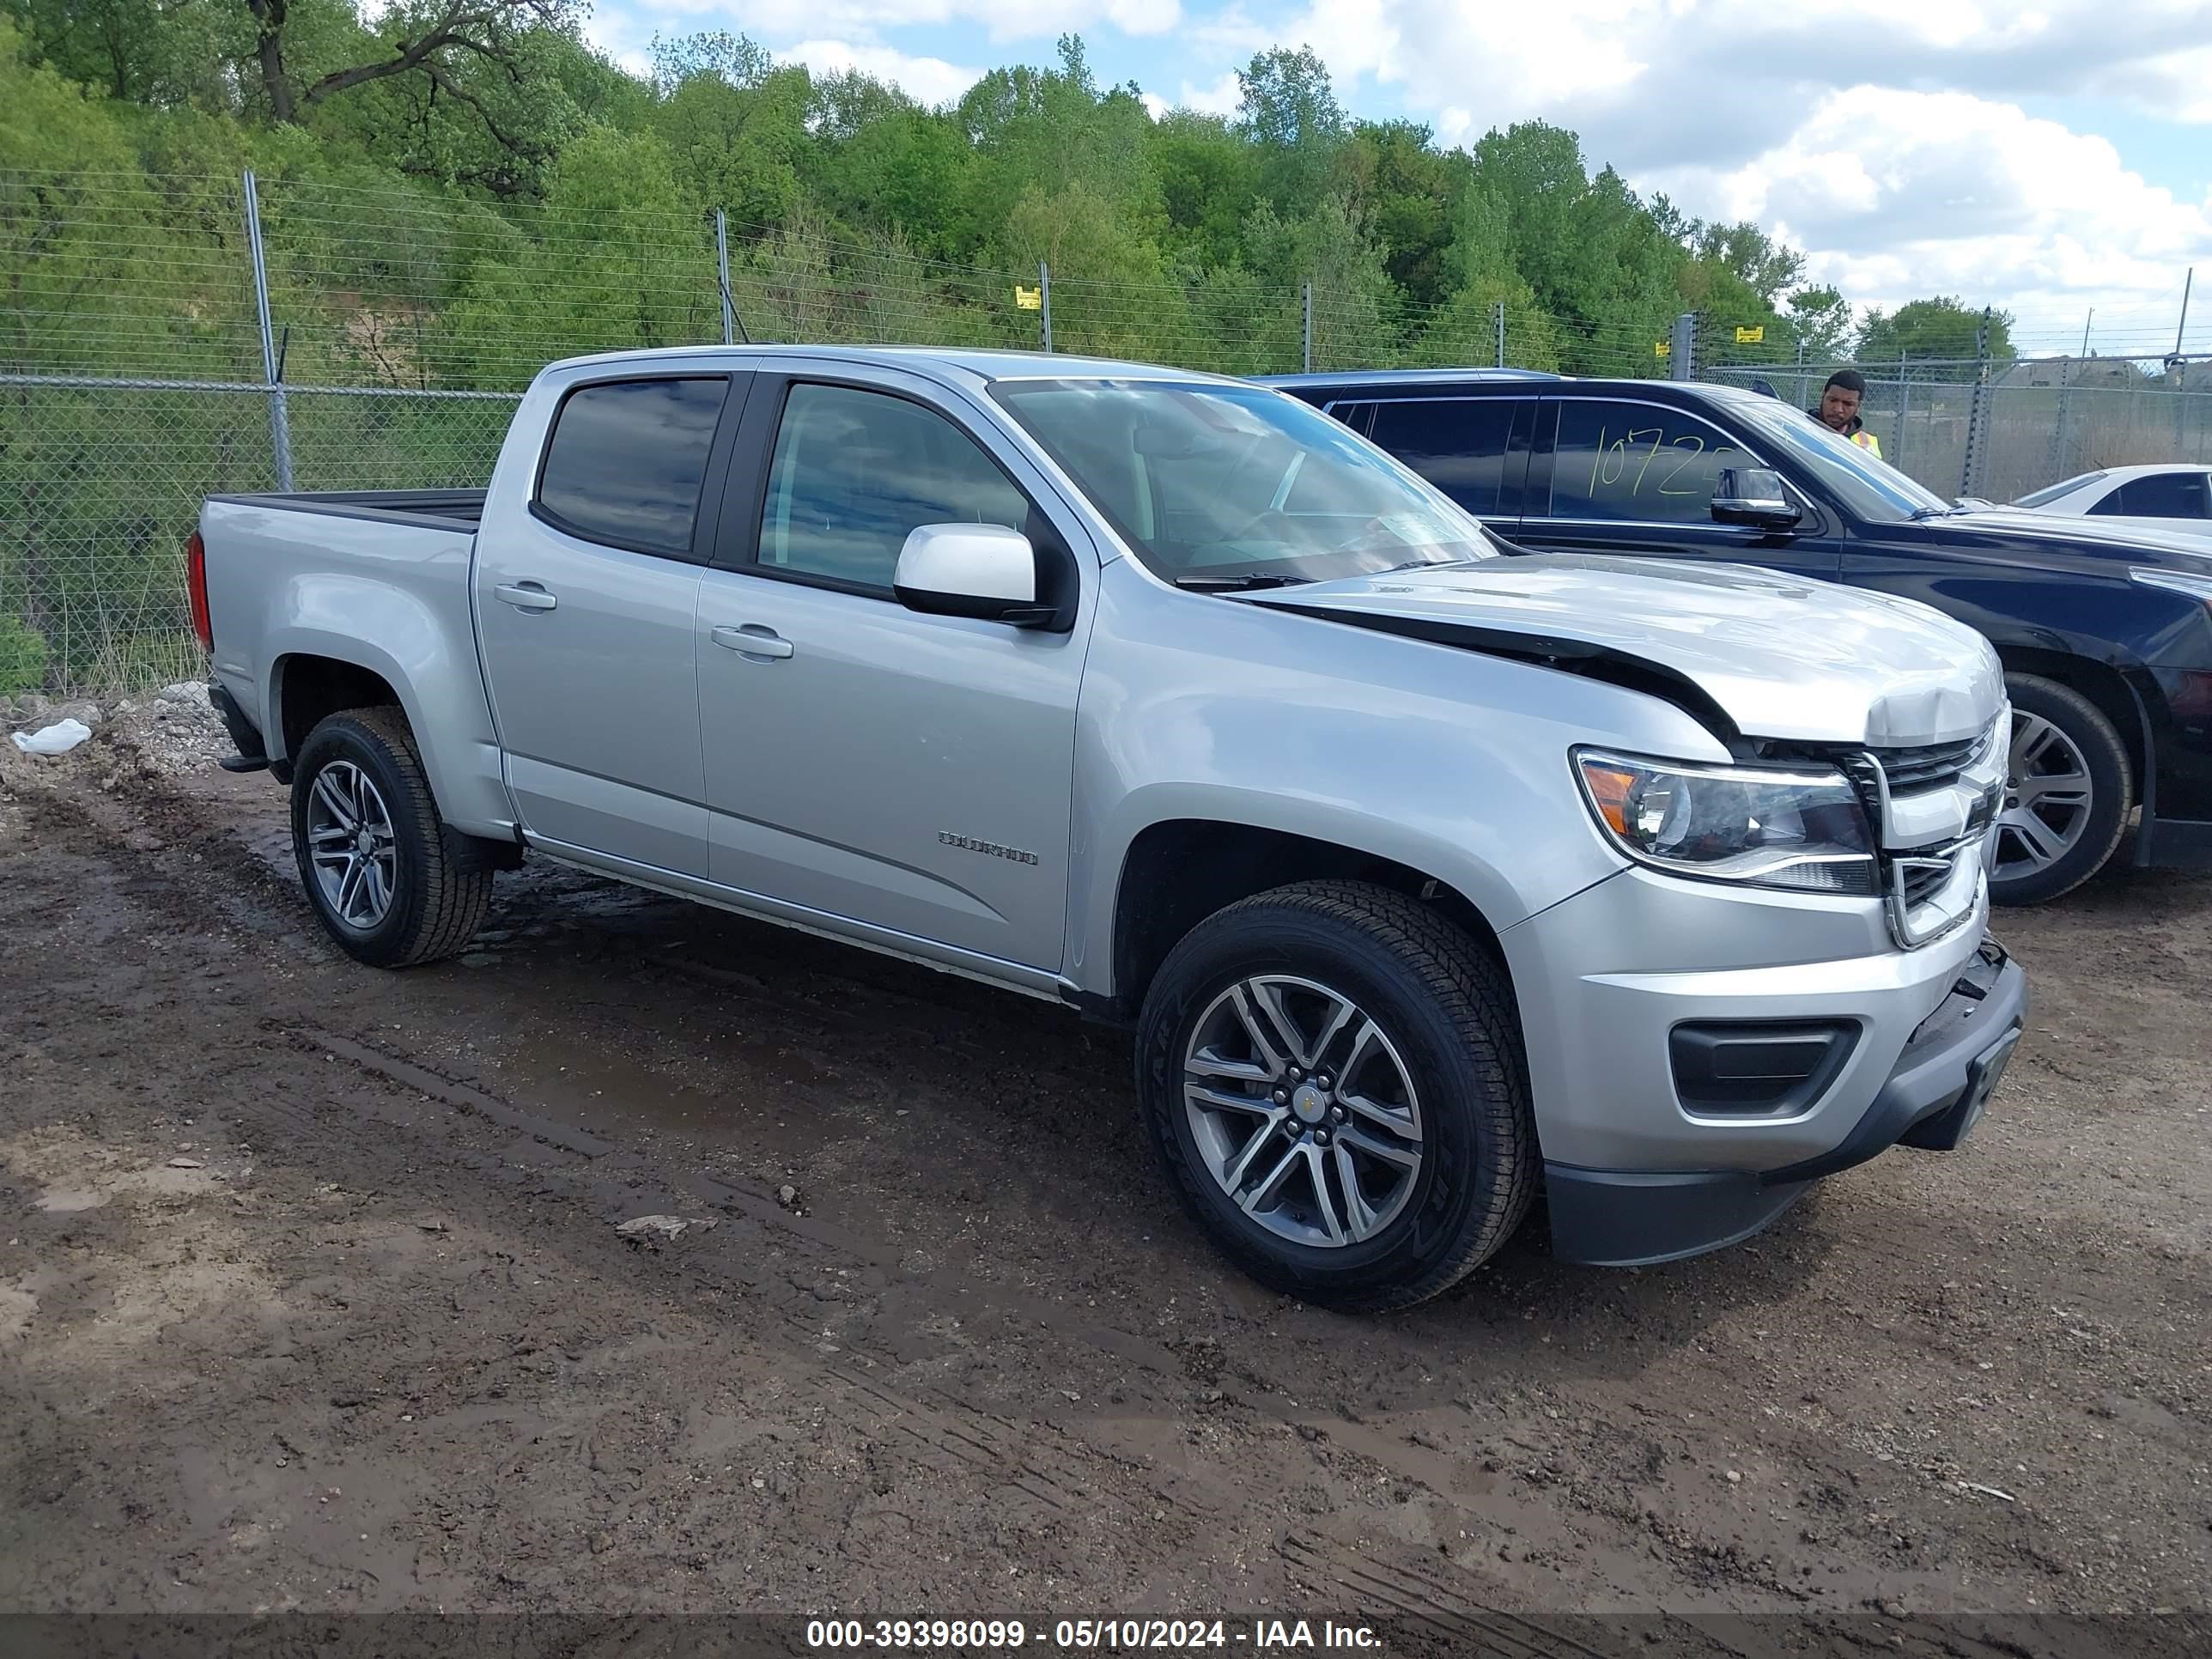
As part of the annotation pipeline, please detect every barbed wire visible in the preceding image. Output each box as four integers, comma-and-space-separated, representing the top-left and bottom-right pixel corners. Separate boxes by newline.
6, 165, 2211, 696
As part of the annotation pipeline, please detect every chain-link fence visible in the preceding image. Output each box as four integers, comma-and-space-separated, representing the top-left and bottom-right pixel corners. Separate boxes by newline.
7, 162, 2209, 695
1699, 335, 2212, 504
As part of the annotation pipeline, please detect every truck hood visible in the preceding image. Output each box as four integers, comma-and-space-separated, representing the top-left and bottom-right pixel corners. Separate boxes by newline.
1242, 552, 2003, 748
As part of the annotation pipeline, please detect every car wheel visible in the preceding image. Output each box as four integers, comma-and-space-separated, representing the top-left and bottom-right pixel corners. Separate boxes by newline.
1135, 880, 1536, 1312
290, 706, 495, 967
1990, 674, 2130, 907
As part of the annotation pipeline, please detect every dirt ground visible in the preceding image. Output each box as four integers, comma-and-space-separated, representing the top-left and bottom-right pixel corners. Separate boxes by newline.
2, 706, 2207, 1657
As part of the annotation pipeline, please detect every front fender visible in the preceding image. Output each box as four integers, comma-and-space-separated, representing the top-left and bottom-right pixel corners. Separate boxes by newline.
1064, 563, 1723, 1000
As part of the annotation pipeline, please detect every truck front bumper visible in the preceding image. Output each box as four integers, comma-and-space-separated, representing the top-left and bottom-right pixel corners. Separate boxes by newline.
1498, 864, 2027, 1268
1542, 941, 2026, 1266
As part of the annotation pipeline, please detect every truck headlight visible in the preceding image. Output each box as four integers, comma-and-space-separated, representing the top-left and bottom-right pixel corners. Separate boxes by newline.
1573, 749, 1877, 895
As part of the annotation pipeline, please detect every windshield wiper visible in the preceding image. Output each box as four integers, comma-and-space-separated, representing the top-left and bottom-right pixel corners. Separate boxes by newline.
1173, 572, 1312, 591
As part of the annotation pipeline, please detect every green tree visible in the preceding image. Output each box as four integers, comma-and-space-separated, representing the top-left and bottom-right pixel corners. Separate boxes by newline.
653, 58, 812, 229
1785, 286, 1852, 361
1237, 46, 1344, 214
1148, 111, 1259, 272
1857, 297, 2014, 364
1340, 119, 1468, 307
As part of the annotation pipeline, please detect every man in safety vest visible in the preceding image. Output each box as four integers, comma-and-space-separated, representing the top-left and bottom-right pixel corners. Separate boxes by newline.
1809, 368, 1882, 459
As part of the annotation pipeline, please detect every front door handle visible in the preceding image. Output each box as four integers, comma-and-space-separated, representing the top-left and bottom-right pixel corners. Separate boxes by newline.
711, 624, 794, 660
495, 582, 558, 612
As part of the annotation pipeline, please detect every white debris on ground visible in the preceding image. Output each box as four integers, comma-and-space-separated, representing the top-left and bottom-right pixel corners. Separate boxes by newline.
11, 719, 94, 756
1, 683, 232, 835
45, 684, 226, 780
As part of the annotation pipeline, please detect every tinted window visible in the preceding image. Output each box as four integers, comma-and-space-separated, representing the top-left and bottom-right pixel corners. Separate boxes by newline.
1364, 398, 1517, 515
1548, 400, 1749, 523
1322, 401, 1375, 435
758, 384, 1030, 590
2091, 472, 2210, 519
538, 378, 727, 556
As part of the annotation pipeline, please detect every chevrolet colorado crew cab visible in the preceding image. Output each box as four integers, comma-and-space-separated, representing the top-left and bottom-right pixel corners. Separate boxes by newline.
1262, 368, 2212, 905
191, 346, 2028, 1310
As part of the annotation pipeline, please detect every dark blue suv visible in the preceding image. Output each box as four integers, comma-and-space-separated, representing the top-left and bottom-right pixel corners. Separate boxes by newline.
1262, 369, 2212, 904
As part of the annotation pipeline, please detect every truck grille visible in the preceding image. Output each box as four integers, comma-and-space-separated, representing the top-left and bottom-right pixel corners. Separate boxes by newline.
1899, 857, 1954, 908
1866, 730, 1990, 793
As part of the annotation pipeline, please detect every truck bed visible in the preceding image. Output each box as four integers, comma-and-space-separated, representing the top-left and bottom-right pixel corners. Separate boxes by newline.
204, 488, 487, 529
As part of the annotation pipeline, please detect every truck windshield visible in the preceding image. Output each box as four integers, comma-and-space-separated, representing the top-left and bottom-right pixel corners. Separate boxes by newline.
1723, 394, 1953, 523
991, 379, 1495, 585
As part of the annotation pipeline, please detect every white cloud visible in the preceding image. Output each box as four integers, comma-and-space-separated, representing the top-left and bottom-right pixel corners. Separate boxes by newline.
1257, 0, 2212, 331
778, 39, 983, 105
647, 0, 1178, 40
1179, 70, 1243, 116
1687, 89, 2212, 328
583, 12, 654, 80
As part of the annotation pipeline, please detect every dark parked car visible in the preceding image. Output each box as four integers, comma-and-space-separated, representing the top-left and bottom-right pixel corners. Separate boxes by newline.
1260, 370, 2212, 903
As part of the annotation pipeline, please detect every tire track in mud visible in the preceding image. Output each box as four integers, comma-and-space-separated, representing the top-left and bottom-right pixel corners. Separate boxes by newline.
27, 750, 2202, 1654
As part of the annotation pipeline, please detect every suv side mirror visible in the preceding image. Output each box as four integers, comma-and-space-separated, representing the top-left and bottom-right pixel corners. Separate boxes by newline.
1712, 467, 1803, 532
894, 523, 1055, 627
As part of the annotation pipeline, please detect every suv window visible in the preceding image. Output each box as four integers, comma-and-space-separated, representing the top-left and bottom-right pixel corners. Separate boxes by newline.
537, 377, 728, 557
1365, 398, 1517, 515
758, 383, 1030, 590
2091, 472, 2210, 520
1547, 399, 1748, 523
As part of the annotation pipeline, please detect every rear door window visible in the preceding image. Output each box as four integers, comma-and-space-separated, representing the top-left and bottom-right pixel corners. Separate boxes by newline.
535, 377, 729, 558
1545, 399, 1749, 524
2091, 472, 2211, 519
1364, 398, 1519, 515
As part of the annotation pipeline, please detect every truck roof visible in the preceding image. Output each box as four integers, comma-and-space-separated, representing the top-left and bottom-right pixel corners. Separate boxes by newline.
541, 343, 1249, 387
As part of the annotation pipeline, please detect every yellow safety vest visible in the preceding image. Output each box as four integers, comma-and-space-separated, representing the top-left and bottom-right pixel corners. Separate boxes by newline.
1851, 428, 1883, 459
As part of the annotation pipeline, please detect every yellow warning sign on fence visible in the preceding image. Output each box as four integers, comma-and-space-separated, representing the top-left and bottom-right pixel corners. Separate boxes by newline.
1654, 341, 1670, 358
1735, 325, 1765, 343
1014, 285, 1042, 311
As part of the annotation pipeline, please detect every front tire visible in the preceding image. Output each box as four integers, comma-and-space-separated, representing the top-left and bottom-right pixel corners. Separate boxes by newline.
1135, 881, 1535, 1312
1990, 674, 2130, 907
290, 706, 494, 967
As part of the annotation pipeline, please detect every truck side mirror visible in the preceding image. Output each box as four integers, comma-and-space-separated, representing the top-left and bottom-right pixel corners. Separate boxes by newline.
1712, 467, 1803, 532
893, 523, 1055, 628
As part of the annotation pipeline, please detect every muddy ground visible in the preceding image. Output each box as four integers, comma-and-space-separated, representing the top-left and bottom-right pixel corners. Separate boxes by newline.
1, 708, 2207, 1657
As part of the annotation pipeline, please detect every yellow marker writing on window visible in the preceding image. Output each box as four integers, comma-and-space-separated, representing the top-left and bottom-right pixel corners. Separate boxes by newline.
1014, 285, 1042, 311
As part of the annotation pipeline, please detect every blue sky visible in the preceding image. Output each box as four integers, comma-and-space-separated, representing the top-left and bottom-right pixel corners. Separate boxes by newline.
586, 0, 2212, 356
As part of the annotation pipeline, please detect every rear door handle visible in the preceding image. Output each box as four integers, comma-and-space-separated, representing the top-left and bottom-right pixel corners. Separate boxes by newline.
495, 582, 557, 612
711, 624, 794, 660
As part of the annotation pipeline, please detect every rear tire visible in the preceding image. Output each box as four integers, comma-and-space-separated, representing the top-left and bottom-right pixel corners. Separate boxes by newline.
1135, 880, 1535, 1312
290, 706, 495, 967
1990, 674, 2130, 907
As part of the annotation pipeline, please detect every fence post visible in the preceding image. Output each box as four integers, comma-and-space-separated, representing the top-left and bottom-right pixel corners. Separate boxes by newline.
241, 168, 294, 493
1494, 301, 1505, 368
1796, 339, 1808, 411
1960, 313, 1992, 500
1894, 353, 1910, 471
714, 210, 735, 346
1302, 283, 1312, 374
1038, 262, 1052, 355
2051, 351, 2073, 480
1668, 313, 1696, 381
2174, 269, 2194, 460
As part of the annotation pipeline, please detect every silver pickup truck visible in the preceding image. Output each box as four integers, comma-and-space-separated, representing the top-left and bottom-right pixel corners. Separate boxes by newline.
191, 345, 2027, 1310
